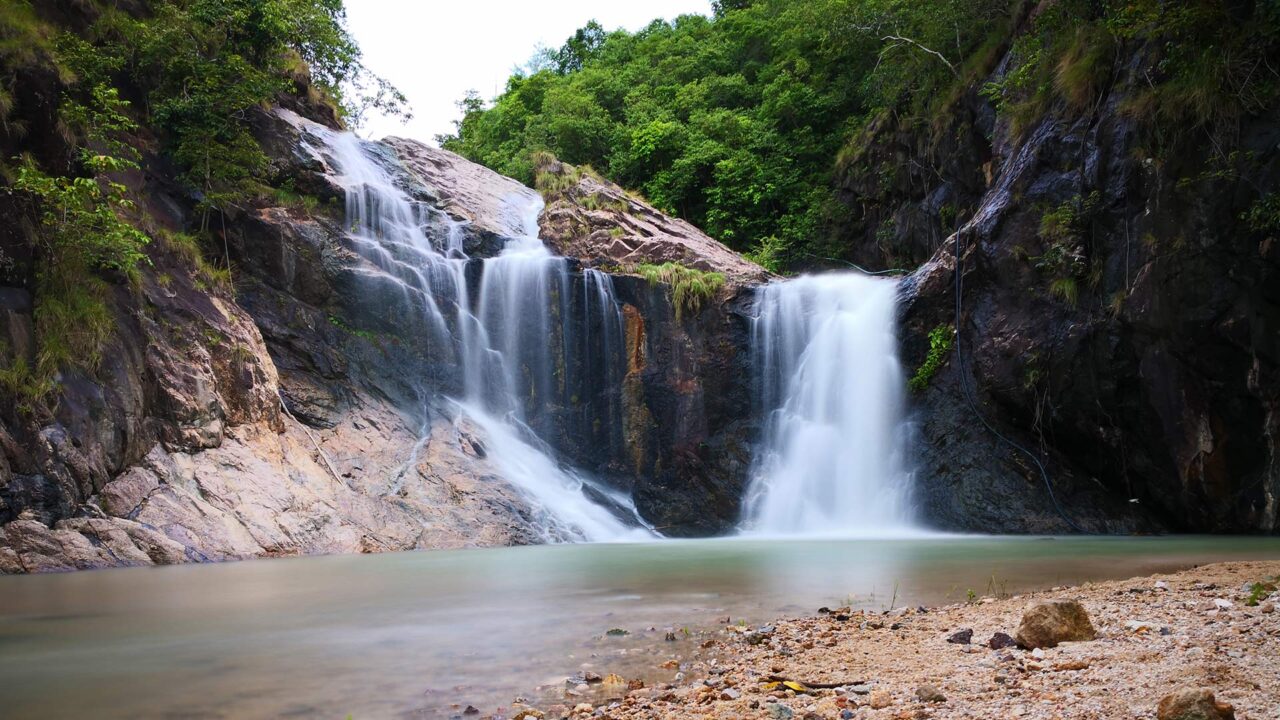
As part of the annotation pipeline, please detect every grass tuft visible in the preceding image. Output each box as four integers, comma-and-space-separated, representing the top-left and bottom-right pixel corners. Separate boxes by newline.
633, 262, 725, 322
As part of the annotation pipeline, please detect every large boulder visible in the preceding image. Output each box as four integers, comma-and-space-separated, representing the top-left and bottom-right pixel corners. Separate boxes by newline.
1015, 599, 1097, 648
1156, 688, 1236, 720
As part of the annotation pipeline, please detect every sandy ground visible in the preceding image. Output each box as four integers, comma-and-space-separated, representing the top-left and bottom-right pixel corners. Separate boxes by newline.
502, 561, 1280, 720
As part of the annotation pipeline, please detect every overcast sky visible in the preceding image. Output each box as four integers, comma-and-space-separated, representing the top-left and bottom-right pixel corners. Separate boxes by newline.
343, 0, 712, 145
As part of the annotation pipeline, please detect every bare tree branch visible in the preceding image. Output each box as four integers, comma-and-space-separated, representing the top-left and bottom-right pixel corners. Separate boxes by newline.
880, 34, 961, 78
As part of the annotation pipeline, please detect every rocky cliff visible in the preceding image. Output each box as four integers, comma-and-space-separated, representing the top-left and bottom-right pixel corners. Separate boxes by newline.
5, 4, 1278, 574
0, 100, 776, 570
841, 11, 1280, 534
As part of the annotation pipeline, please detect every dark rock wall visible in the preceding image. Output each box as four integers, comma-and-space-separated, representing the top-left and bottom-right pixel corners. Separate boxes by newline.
854, 42, 1280, 533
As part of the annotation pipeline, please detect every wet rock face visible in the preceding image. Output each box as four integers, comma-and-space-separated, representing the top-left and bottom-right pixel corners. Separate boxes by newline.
531, 159, 769, 535
873, 40, 1280, 534
611, 279, 759, 536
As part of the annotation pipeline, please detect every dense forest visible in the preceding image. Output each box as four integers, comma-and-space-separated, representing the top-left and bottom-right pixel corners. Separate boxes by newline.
441, 0, 1280, 272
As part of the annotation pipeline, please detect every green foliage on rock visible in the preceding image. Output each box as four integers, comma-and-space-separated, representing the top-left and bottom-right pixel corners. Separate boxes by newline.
634, 262, 725, 322
0, 0, 402, 407
4, 74, 149, 408
909, 324, 953, 393
67, 0, 405, 217
1243, 193, 1280, 234
1030, 193, 1100, 307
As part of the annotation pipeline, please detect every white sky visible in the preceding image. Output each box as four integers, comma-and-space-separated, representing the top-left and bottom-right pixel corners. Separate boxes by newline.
344, 0, 712, 145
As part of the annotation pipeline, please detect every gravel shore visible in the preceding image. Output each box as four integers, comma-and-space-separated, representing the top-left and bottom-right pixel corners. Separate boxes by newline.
510, 560, 1280, 720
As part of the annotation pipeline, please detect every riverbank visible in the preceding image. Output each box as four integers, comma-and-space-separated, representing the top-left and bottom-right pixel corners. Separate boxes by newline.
519, 560, 1279, 720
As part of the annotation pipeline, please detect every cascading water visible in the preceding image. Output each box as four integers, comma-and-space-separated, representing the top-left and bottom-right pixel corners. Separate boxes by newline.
324, 130, 647, 542
742, 273, 914, 536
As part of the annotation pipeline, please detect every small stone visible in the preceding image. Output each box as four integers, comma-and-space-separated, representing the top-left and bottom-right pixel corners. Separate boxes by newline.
1015, 600, 1097, 649
1260, 602, 1275, 614
720, 688, 740, 701
462, 706, 480, 716
1030, 648, 1046, 660
1155, 581, 1170, 591
512, 710, 545, 720
1156, 688, 1236, 720
847, 683, 873, 695
841, 711, 854, 720
1213, 599, 1234, 610
868, 690, 892, 709
767, 702, 794, 719
573, 703, 593, 714
988, 632, 1017, 649
946, 628, 973, 644
915, 685, 946, 703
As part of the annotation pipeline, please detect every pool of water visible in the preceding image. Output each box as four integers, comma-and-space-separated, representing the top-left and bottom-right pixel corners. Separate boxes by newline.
1, 536, 1278, 718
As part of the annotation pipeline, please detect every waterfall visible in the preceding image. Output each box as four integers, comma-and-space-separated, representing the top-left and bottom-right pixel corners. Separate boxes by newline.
323, 130, 647, 542
742, 273, 915, 536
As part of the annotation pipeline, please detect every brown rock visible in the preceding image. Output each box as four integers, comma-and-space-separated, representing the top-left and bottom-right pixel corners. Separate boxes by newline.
1156, 688, 1235, 720
988, 632, 1017, 649
868, 690, 893, 709
1015, 600, 1097, 648
915, 685, 946, 703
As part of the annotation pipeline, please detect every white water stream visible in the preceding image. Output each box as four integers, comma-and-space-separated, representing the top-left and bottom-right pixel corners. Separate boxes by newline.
326, 130, 646, 542
743, 273, 915, 535
326, 127, 915, 541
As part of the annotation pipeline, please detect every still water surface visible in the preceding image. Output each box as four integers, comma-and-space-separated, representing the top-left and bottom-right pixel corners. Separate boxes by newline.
2, 536, 1278, 718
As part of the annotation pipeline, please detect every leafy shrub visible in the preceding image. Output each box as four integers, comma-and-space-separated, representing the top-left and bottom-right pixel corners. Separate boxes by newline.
1243, 193, 1280, 234
909, 324, 953, 393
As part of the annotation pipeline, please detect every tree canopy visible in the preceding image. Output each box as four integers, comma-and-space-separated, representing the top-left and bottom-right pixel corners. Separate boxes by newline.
440, 0, 1280, 271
